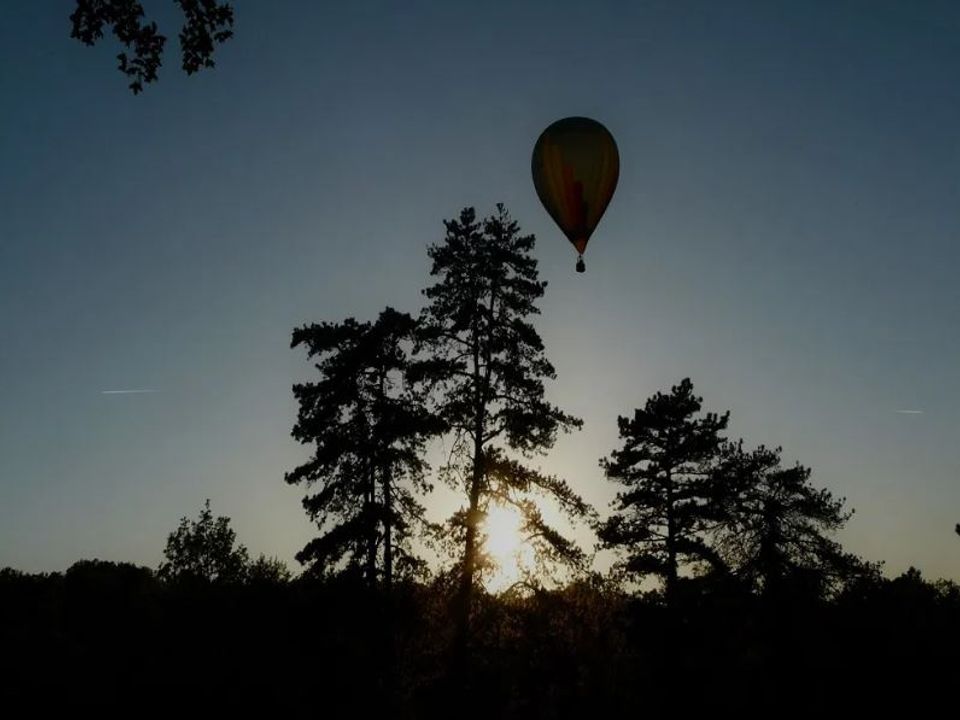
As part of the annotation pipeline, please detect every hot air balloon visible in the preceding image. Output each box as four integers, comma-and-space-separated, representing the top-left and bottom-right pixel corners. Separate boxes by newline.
531, 117, 619, 272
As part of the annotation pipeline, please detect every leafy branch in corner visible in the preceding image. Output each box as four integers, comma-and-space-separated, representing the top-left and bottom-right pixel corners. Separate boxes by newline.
69, 0, 234, 93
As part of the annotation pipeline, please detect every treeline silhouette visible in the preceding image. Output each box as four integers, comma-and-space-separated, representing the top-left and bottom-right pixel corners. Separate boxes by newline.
2, 205, 958, 713
2, 556, 958, 713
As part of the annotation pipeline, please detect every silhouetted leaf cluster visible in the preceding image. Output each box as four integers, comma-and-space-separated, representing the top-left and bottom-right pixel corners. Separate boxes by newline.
156, 498, 287, 586
69, 0, 233, 93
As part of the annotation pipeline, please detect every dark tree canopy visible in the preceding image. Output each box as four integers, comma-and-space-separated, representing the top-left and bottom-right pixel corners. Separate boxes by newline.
712, 441, 868, 599
246, 553, 293, 585
70, 0, 234, 93
597, 378, 729, 599
157, 498, 249, 584
414, 205, 587, 623
287, 307, 442, 588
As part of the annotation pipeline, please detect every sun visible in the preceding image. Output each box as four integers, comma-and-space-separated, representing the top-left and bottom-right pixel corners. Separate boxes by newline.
482, 502, 534, 593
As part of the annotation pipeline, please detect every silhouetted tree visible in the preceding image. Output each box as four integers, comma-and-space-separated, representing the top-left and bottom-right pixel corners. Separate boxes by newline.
157, 499, 249, 584
287, 307, 442, 589
70, 0, 234, 93
712, 442, 867, 600
597, 378, 729, 602
414, 205, 587, 641
247, 554, 292, 584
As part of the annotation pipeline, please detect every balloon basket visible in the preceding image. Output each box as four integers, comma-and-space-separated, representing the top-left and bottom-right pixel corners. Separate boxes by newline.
576, 256, 585, 273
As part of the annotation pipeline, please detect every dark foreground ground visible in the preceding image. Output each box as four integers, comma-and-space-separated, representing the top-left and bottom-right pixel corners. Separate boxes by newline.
2, 562, 957, 716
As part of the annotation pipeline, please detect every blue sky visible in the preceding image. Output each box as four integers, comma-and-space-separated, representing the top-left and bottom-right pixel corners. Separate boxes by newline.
1, 0, 958, 579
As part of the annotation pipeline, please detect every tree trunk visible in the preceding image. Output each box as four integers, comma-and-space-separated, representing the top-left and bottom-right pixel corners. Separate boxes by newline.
455, 328, 485, 671
452, 425, 483, 688
665, 470, 677, 605
366, 453, 377, 589
383, 464, 393, 591
379, 367, 393, 592
460, 433, 483, 606
759, 501, 784, 601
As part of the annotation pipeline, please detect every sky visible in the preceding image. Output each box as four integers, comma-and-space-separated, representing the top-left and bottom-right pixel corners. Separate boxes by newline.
1, 0, 958, 581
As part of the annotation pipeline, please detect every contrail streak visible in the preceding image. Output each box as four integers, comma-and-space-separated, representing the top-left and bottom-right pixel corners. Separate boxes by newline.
101, 389, 159, 395
895, 409, 923, 414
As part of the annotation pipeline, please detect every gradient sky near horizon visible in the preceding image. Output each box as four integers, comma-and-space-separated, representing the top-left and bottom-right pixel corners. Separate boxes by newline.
1, 1, 958, 580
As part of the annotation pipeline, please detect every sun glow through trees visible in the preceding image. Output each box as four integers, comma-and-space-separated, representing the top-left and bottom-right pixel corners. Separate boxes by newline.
482, 502, 535, 593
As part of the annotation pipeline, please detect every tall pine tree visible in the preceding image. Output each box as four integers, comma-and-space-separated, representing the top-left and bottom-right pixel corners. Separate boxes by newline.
287, 307, 441, 588
712, 441, 866, 599
414, 205, 587, 635
598, 378, 729, 601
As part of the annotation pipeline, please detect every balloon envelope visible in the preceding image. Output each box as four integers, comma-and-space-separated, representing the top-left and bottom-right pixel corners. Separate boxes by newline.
531, 116, 619, 256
